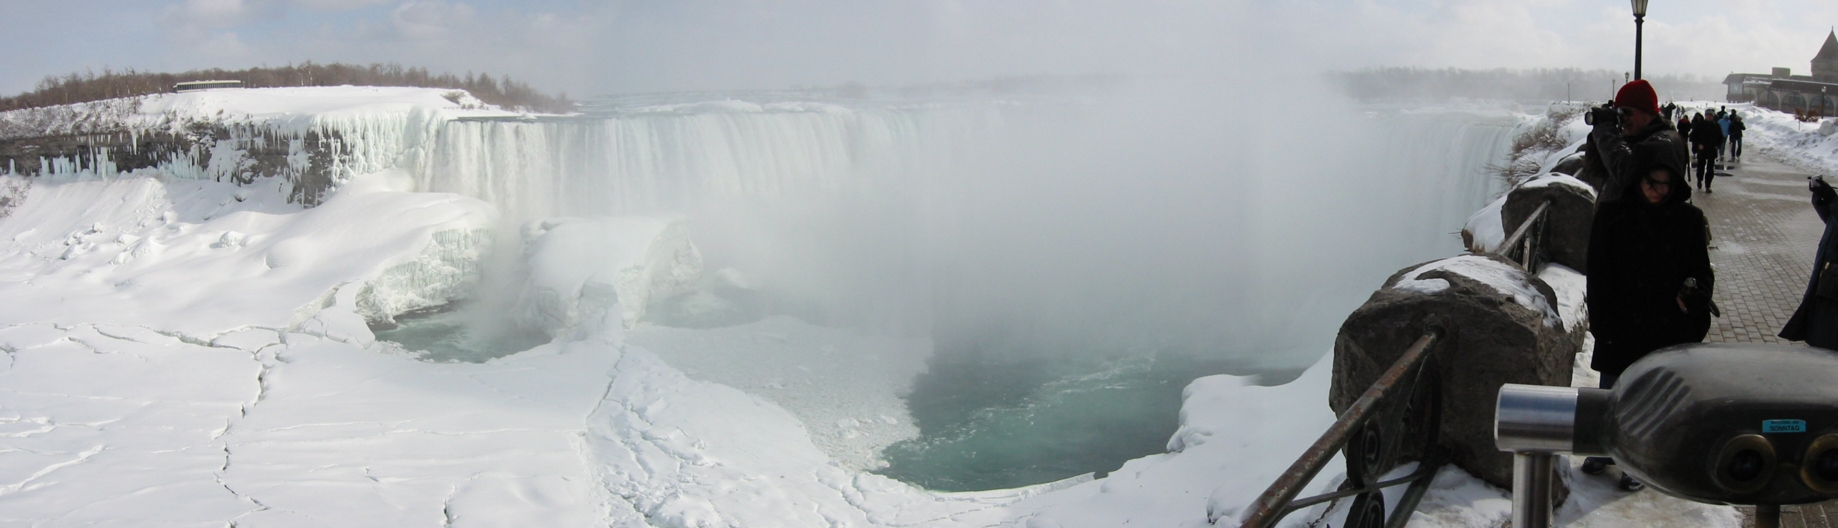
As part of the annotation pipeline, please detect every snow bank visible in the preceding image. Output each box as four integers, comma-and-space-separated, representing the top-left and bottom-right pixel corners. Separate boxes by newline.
0, 169, 493, 337
1464, 195, 1507, 252
1706, 104, 1838, 175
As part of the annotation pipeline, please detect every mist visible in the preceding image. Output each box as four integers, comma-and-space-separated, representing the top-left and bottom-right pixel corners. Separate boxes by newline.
426, 75, 1510, 375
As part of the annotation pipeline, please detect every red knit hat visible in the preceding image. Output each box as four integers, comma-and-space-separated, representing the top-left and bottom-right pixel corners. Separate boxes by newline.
1615, 80, 1660, 117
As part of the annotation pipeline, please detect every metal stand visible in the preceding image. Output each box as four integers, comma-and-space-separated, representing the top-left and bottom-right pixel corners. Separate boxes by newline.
1512, 452, 1556, 528
1755, 504, 1780, 528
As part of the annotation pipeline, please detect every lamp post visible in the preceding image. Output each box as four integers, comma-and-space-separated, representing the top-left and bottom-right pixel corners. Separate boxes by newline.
1632, 0, 1649, 80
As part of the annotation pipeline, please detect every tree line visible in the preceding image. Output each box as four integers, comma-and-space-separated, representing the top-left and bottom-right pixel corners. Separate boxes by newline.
0, 62, 573, 113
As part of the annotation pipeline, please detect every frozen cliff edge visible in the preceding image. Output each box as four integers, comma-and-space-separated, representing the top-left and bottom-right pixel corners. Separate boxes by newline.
0, 86, 532, 205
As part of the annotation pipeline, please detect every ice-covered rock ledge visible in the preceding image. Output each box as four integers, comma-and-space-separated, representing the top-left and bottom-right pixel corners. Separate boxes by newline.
0, 86, 531, 204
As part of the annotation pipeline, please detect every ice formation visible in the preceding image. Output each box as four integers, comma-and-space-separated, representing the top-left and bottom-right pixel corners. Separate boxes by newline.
515, 216, 703, 335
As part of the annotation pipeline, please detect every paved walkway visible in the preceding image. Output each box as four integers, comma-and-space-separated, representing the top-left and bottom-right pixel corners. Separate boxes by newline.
1696, 154, 1826, 345
1688, 153, 1836, 528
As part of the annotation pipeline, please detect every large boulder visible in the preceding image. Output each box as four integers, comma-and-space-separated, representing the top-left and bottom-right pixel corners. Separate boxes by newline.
1500, 173, 1597, 274
1548, 150, 1586, 178
1331, 254, 1578, 494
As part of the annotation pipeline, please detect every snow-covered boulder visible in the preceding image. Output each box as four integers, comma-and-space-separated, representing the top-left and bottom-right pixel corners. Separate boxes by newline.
1332, 254, 1578, 494
1549, 149, 1586, 177
515, 216, 703, 335
1502, 173, 1597, 273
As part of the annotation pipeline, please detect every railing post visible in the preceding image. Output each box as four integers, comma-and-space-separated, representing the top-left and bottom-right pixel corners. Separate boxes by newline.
1511, 452, 1557, 528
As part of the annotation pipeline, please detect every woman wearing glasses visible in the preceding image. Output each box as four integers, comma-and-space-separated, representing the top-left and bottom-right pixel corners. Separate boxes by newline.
1582, 155, 1715, 491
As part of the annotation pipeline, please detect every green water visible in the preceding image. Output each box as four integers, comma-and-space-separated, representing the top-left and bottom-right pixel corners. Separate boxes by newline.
876, 354, 1233, 492
371, 306, 552, 363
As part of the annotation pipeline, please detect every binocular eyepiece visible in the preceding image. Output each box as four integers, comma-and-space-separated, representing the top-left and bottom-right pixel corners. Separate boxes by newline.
1497, 344, 1838, 505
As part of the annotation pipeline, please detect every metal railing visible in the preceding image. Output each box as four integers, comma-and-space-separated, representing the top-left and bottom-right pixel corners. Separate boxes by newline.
1236, 197, 1559, 528
1497, 198, 1554, 271
1237, 328, 1443, 528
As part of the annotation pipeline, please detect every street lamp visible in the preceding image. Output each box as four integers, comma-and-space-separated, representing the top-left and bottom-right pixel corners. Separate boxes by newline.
1632, 0, 1649, 80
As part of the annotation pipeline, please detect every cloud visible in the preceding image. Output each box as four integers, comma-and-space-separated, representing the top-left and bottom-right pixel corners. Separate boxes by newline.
388, 0, 476, 41
7, 0, 1838, 99
165, 0, 274, 28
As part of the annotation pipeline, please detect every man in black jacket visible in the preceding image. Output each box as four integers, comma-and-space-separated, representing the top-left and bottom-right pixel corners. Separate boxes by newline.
1691, 112, 1724, 193
1728, 112, 1746, 162
1579, 80, 1689, 208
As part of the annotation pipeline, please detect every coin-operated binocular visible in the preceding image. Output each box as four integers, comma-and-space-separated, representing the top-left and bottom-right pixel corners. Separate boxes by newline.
1495, 344, 1838, 528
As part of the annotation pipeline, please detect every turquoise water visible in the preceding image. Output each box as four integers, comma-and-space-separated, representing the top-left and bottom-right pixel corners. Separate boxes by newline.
371, 305, 551, 363
876, 353, 1238, 492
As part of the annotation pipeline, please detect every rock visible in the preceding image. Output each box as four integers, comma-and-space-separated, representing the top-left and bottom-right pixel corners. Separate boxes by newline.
1331, 254, 1578, 497
1549, 150, 1586, 177
1500, 174, 1597, 274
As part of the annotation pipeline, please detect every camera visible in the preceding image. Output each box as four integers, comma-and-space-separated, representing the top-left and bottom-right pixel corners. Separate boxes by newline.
1497, 343, 1838, 505
1584, 103, 1620, 127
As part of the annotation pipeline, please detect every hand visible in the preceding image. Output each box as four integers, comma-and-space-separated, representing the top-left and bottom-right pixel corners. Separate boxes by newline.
1814, 178, 1837, 203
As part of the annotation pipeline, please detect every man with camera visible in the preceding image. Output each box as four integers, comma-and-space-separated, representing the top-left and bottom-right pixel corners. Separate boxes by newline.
1577, 80, 1689, 208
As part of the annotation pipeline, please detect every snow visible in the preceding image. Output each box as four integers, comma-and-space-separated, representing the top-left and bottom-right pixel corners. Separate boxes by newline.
0, 169, 492, 337
0, 88, 1760, 527
1464, 195, 1507, 252
1391, 255, 1561, 328
1688, 103, 1838, 175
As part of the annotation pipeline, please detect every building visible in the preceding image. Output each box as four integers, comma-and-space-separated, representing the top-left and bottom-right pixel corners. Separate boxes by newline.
1724, 31, 1838, 115
173, 80, 244, 93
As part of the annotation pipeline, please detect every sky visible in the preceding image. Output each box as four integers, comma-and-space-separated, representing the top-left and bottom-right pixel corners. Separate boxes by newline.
2, 0, 1836, 99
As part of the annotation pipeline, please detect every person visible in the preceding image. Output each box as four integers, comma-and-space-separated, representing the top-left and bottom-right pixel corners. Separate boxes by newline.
1713, 111, 1727, 161
1691, 112, 1724, 193
1580, 80, 1689, 208
1583, 159, 1715, 492
1677, 114, 1693, 146
1781, 177, 1838, 348
1728, 112, 1746, 162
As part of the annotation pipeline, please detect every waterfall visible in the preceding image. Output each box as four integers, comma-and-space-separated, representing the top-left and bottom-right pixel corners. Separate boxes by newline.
411, 99, 1523, 368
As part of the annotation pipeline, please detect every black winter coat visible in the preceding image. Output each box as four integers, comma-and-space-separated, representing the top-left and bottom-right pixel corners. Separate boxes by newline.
1583, 119, 1689, 207
1780, 193, 1838, 348
1691, 116, 1724, 155
1586, 183, 1714, 376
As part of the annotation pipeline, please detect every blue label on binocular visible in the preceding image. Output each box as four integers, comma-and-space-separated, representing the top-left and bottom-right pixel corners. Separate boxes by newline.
1763, 419, 1808, 433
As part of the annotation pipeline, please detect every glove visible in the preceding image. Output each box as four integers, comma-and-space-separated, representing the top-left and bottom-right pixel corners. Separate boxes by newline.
1813, 177, 1836, 204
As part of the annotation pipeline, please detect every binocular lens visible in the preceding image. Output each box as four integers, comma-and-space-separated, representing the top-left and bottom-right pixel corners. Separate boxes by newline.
1730, 450, 1767, 482
1715, 434, 1777, 494
1817, 449, 1838, 482
1803, 435, 1838, 493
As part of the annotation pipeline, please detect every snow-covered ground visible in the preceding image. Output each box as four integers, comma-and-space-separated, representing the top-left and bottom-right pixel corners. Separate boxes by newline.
0, 87, 1776, 526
